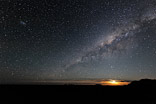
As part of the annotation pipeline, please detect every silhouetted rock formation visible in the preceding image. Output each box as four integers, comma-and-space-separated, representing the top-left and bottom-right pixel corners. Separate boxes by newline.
128, 79, 156, 87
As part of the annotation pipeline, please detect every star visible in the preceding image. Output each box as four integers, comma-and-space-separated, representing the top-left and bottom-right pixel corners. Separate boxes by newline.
20, 21, 26, 26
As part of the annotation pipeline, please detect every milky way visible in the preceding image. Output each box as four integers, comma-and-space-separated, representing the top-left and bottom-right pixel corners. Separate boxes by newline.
1, 0, 156, 82
64, 4, 156, 72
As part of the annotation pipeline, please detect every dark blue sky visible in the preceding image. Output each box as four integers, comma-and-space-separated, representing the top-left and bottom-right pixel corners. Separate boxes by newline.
1, 0, 156, 82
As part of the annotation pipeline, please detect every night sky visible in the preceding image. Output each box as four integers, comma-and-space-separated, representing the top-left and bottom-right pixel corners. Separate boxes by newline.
1, 0, 156, 83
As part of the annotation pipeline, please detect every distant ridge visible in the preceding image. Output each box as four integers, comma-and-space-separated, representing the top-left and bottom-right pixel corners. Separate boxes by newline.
128, 79, 156, 87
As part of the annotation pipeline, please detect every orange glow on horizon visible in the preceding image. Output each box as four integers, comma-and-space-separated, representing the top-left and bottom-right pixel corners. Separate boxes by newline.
109, 80, 119, 85
100, 80, 130, 86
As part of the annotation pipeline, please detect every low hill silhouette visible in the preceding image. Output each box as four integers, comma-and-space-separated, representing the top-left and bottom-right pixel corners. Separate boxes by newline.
1, 79, 156, 104
128, 79, 156, 87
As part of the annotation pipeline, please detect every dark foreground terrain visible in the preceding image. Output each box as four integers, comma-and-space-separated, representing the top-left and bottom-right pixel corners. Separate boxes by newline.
1, 79, 156, 104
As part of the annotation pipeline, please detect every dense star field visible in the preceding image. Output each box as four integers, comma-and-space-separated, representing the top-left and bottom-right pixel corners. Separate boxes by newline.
1, 0, 156, 83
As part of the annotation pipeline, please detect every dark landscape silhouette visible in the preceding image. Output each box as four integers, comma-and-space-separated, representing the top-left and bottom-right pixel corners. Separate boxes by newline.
128, 79, 156, 87
1, 79, 156, 104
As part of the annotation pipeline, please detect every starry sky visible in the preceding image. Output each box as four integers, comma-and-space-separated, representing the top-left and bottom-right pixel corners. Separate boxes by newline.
1, 0, 156, 83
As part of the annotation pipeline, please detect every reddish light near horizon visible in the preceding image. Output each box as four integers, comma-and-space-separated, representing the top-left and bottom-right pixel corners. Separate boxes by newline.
101, 80, 130, 86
